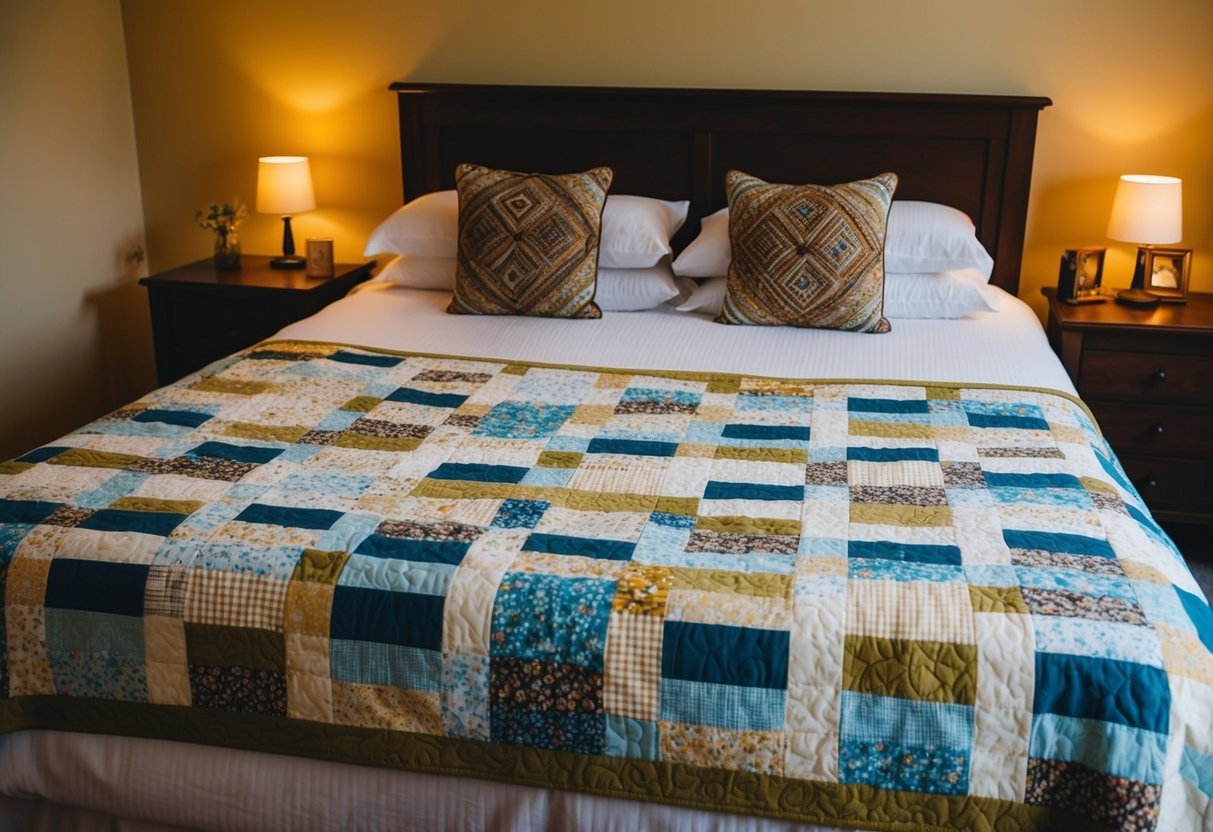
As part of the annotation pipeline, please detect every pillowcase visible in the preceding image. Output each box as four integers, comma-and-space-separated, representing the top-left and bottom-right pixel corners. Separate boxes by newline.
374, 255, 455, 290
595, 265, 682, 311
365, 189, 687, 269
884, 200, 994, 279
679, 268, 998, 319
719, 170, 895, 332
672, 200, 993, 281
450, 163, 612, 318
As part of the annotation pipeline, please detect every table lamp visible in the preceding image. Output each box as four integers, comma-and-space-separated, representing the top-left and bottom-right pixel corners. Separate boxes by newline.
257, 156, 316, 269
1106, 174, 1182, 307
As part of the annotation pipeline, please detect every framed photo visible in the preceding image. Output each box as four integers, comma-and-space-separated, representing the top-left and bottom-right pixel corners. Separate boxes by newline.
1057, 246, 1106, 303
1144, 246, 1191, 302
305, 238, 335, 279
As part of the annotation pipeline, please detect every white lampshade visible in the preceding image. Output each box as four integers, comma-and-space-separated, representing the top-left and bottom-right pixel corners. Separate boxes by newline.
1106, 174, 1182, 245
256, 156, 316, 215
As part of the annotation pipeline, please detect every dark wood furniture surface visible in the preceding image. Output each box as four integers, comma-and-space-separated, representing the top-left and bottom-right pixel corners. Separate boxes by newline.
141, 255, 376, 386
391, 83, 1051, 296
1043, 287, 1213, 526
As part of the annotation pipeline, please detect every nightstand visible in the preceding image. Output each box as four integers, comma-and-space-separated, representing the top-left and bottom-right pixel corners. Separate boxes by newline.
1042, 287, 1213, 527
141, 255, 376, 386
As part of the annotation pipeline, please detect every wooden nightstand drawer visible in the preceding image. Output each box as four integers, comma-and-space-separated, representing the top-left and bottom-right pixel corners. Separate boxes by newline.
1118, 454, 1213, 512
1091, 402, 1213, 455
1079, 351, 1213, 404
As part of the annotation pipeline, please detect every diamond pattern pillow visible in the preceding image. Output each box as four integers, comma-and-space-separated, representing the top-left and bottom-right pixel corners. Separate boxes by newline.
719, 170, 896, 332
449, 163, 613, 318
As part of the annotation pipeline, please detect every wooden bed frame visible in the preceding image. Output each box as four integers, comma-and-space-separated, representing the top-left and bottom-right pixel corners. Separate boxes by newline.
390, 83, 1051, 295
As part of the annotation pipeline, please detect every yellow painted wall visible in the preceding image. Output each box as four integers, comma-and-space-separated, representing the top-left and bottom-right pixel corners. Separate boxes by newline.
7, 0, 1211, 460
0, 0, 149, 460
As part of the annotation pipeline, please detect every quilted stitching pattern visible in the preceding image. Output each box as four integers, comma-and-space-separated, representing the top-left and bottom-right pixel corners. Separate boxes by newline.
1, 340, 1211, 831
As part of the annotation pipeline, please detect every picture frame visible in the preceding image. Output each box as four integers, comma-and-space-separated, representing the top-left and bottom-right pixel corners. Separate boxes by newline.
305, 238, 335, 279
1144, 246, 1191, 302
1057, 246, 1107, 304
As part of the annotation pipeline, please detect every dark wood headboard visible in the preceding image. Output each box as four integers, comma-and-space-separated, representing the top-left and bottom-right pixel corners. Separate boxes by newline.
391, 83, 1050, 295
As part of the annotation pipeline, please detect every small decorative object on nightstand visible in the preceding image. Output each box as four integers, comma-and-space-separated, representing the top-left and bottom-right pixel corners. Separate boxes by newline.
1106, 174, 1183, 307
1143, 246, 1192, 303
140, 255, 375, 386
1057, 247, 1107, 304
1042, 286, 1213, 528
257, 156, 316, 269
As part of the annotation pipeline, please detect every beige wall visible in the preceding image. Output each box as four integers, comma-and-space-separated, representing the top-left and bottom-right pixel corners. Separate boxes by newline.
0, 0, 150, 460
5, 1, 1211, 459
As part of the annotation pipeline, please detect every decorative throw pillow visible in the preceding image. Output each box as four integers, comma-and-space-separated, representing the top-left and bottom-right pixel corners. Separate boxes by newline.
449, 164, 613, 318
719, 171, 896, 332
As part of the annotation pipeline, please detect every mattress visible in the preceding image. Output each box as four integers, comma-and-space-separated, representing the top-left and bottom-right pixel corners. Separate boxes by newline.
1, 288, 1209, 832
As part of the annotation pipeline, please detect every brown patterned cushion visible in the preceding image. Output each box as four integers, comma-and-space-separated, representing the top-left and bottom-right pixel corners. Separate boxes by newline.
719, 170, 896, 332
449, 163, 613, 318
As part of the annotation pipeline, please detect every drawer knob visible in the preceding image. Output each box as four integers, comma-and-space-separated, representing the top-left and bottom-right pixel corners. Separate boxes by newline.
1142, 476, 1158, 490
1151, 422, 1164, 436
1152, 368, 1167, 383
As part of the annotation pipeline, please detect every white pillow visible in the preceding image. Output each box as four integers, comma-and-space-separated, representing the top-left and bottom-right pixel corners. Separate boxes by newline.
672, 201, 995, 281
375, 255, 455, 290
677, 268, 998, 319
375, 256, 680, 312
596, 265, 682, 311
364, 191, 689, 269
885, 201, 994, 279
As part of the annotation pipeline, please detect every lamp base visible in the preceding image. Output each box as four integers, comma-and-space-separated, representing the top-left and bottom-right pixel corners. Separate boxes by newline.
1115, 288, 1161, 307
269, 255, 306, 270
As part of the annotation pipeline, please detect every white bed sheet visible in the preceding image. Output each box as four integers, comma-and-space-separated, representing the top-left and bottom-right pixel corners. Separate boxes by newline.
0, 287, 1078, 832
271, 283, 1076, 395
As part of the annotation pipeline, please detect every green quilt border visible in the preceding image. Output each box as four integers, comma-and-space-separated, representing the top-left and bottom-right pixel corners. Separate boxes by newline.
0, 697, 1103, 832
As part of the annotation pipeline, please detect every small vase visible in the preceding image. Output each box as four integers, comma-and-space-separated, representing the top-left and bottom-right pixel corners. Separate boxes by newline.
213, 232, 241, 270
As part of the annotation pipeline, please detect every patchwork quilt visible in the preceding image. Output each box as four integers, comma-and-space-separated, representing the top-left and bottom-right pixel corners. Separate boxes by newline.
1, 340, 1211, 831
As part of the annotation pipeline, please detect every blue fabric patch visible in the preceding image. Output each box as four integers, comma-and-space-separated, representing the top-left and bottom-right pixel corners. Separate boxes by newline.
476, 402, 576, 439
188, 441, 283, 464
45, 559, 148, 616
1033, 652, 1170, 733
520, 467, 575, 487
45, 608, 145, 660
79, 509, 188, 537
523, 533, 635, 561
586, 438, 678, 457
721, 424, 811, 442
15, 446, 69, 463
328, 350, 403, 367
0, 499, 60, 525
490, 572, 614, 668
841, 691, 974, 749
235, 503, 342, 531
1180, 745, 1213, 798
839, 738, 970, 796
1175, 586, 1213, 653
48, 651, 148, 703
1095, 448, 1135, 494
659, 678, 786, 730
490, 705, 605, 755
985, 472, 1083, 490
492, 499, 550, 529
354, 535, 471, 566
650, 511, 697, 530
604, 715, 660, 760
849, 559, 965, 583
848, 541, 962, 566
338, 554, 453, 596
428, 462, 529, 484
703, 481, 804, 502
965, 412, 1049, 430
132, 409, 212, 428
848, 398, 930, 414
620, 387, 701, 407
1003, 529, 1116, 558
330, 639, 442, 689
662, 621, 788, 688
385, 387, 468, 408
1029, 713, 1167, 784
330, 586, 443, 650
847, 447, 939, 462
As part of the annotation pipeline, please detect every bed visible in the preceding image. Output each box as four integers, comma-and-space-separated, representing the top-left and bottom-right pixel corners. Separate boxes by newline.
1, 84, 1211, 832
